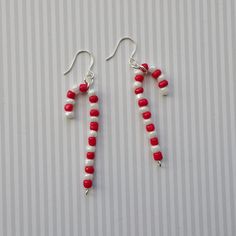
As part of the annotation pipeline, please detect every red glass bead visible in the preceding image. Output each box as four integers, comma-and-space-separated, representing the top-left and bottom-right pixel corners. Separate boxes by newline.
135, 87, 144, 94
87, 152, 95, 159
83, 179, 93, 188
79, 83, 89, 92
67, 90, 76, 99
141, 63, 149, 71
134, 75, 144, 82
142, 111, 151, 119
146, 123, 155, 132
64, 103, 73, 111
138, 98, 148, 107
88, 137, 96, 146
152, 69, 162, 79
90, 122, 99, 131
158, 80, 168, 88
153, 151, 163, 161
89, 95, 99, 103
90, 109, 100, 116
150, 137, 159, 145
85, 166, 94, 174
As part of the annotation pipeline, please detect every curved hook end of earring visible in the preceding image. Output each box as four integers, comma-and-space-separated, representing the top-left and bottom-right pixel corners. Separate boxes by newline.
105, 36, 137, 62
63, 50, 95, 77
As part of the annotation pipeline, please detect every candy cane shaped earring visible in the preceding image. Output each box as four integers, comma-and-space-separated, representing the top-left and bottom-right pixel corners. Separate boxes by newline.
64, 50, 100, 194
106, 37, 169, 166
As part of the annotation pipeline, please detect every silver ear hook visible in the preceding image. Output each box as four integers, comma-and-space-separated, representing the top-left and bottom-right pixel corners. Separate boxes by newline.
106, 36, 146, 72
64, 50, 95, 86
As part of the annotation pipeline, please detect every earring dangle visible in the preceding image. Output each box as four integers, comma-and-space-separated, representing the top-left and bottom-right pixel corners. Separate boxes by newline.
106, 37, 169, 166
64, 50, 100, 195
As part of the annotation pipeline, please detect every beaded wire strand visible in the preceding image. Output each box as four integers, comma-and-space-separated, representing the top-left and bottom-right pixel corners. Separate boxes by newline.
64, 50, 100, 195
106, 37, 169, 166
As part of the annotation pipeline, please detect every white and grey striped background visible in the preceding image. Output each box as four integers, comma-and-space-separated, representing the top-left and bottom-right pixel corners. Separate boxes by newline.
0, 0, 236, 235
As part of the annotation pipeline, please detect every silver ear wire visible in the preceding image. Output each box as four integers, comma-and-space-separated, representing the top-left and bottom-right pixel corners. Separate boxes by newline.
105, 36, 147, 72
64, 50, 95, 86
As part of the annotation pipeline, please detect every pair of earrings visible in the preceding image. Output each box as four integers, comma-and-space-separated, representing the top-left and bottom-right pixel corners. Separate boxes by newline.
64, 37, 169, 195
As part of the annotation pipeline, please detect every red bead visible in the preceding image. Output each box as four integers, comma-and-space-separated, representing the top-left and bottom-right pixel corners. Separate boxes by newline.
79, 83, 89, 92
135, 87, 144, 94
64, 103, 73, 111
87, 152, 95, 159
134, 75, 144, 82
88, 137, 96, 146
152, 69, 162, 79
142, 111, 151, 119
89, 95, 99, 103
67, 90, 76, 99
90, 122, 99, 131
85, 166, 94, 174
138, 98, 148, 107
158, 80, 168, 88
150, 137, 159, 145
153, 151, 163, 161
146, 123, 155, 132
83, 179, 92, 188
141, 63, 149, 71
90, 109, 100, 116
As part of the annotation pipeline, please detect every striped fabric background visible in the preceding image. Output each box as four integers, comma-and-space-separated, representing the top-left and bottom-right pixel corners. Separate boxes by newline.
0, 0, 236, 235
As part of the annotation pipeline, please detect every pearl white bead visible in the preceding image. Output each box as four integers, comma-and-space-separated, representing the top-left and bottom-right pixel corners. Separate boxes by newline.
139, 106, 149, 113
134, 69, 144, 75
143, 118, 152, 126
84, 173, 93, 180
158, 74, 165, 83
133, 81, 143, 89
88, 89, 95, 96
71, 85, 80, 94
149, 65, 157, 73
66, 98, 75, 105
136, 93, 144, 100
65, 111, 74, 119
151, 145, 161, 153
85, 159, 94, 166
160, 86, 169, 96
90, 103, 99, 110
86, 145, 96, 152
90, 116, 99, 122
89, 130, 97, 137
148, 131, 157, 138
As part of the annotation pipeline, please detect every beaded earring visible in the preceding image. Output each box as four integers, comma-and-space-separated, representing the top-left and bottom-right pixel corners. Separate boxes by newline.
106, 37, 169, 166
64, 50, 100, 194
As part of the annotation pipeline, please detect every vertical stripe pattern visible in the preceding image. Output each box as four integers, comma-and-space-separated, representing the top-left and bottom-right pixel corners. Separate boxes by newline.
0, 0, 236, 235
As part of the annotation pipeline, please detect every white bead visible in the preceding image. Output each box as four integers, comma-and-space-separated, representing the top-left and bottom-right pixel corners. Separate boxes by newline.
85, 159, 94, 166
71, 85, 80, 94
89, 130, 97, 137
90, 116, 99, 122
134, 69, 144, 75
87, 145, 96, 152
160, 86, 169, 96
90, 103, 99, 110
133, 81, 143, 89
136, 93, 144, 100
143, 118, 152, 126
148, 131, 157, 138
65, 111, 74, 119
158, 74, 165, 83
88, 88, 96, 96
84, 173, 93, 180
66, 99, 75, 105
151, 145, 161, 153
139, 106, 149, 113
149, 65, 157, 73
